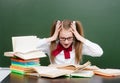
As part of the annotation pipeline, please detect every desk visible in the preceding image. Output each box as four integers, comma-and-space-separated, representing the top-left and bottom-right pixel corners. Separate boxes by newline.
2, 73, 120, 83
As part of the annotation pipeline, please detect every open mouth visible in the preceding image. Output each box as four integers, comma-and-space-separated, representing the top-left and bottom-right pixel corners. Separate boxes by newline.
63, 44, 70, 48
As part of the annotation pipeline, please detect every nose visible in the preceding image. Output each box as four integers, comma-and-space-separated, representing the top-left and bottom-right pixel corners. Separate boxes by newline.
64, 39, 69, 44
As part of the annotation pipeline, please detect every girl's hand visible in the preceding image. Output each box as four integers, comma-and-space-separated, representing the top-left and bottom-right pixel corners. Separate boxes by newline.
70, 21, 80, 40
50, 20, 62, 41
70, 21, 85, 43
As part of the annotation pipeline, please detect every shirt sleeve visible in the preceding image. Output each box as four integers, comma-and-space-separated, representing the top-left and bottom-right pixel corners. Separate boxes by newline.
36, 38, 50, 54
82, 39, 103, 57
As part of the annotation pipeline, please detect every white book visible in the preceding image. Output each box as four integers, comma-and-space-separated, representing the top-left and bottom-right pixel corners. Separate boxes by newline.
12, 36, 39, 53
4, 51, 46, 60
69, 70, 94, 78
0, 68, 11, 82
94, 68, 120, 77
28, 66, 74, 78
4, 36, 46, 60
49, 61, 91, 71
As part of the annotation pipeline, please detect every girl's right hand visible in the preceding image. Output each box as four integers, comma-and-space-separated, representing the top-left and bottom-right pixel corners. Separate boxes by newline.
53, 20, 61, 40
48, 20, 62, 42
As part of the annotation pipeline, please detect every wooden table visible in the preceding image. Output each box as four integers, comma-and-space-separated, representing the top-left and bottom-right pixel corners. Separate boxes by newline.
2, 73, 120, 83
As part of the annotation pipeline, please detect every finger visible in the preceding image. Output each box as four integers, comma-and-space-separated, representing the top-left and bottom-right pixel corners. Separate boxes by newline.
73, 21, 75, 24
71, 21, 76, 29
57, 20, 60, 23
56, 21, 61, 29
58, 27, 62, 32
70, 23, 75, 29
69, 28, 74, 33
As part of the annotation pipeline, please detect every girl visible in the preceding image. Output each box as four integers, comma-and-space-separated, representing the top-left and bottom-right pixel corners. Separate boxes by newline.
37, 20, 103, 64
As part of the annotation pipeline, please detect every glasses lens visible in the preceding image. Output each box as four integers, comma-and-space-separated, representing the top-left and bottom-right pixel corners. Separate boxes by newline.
59, 37, 73, 41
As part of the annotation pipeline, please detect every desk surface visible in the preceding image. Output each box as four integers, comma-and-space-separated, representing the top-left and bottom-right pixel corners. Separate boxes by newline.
2, 73, 120, 83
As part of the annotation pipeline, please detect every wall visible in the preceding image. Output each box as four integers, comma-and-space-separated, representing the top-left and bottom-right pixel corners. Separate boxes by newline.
0, 0, 120, 68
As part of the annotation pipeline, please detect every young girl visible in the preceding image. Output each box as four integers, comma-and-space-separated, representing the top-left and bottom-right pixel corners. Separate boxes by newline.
37, 20, 103, 64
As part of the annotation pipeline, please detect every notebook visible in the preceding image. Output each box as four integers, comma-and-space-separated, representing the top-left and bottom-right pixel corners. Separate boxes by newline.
0, 68, 11, 82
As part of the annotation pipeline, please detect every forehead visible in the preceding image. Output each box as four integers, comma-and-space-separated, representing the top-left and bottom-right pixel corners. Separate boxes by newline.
59, 29, 73, 37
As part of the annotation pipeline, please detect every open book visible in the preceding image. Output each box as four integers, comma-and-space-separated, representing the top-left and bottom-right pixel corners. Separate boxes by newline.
26, 61, 91, 78
84, 65, 120, 77
26, 66, 74, 78
94, 68, 120, 77
4, 36, 46, 60
67, 70, 94, 78
12, 36, 39, 53
4, 50, 46, 60
49, 61, 91, 71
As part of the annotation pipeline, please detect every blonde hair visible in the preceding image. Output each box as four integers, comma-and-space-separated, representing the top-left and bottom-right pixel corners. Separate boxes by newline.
50, 19, 84, 64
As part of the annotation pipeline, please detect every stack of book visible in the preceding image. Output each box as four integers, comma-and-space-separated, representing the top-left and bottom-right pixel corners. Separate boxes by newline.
10, 58, 40, 74
4, 36, 46, 75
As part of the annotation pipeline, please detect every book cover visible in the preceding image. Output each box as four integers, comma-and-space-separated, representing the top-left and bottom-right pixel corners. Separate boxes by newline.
11, 58, 40, 63
11, 60, 39, 66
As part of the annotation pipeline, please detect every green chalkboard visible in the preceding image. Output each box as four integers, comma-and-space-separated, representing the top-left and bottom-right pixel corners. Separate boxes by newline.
0, 0, 120, 68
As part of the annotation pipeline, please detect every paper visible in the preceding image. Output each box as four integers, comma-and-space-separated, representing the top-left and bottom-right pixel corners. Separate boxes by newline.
12, 36, 39, 53
0, 68, 11, 82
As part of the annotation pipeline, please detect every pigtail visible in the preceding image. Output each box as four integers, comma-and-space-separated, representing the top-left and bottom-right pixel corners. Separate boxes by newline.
74, 21, 84, 64
50, 21, 57, 63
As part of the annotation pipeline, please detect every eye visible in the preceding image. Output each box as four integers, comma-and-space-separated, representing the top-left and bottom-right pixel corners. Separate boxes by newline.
59, 37, 73, 41
59, 37, 66, 41
67, 37, 73, 40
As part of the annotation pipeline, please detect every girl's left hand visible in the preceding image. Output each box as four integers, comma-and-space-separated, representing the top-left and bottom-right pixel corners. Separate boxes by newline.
70, 21, 85, 42
70, 21, 81, 40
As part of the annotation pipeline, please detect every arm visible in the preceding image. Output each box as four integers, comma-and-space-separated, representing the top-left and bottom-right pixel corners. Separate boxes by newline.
37, 21, 62, 53
36, 38, 50, 54
46, 20, 61, 42
82, 39, 103, 57
70, 21, 103, 57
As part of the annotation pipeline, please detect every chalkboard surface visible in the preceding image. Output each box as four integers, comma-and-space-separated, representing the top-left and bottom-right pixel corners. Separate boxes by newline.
0, 0, 120, 68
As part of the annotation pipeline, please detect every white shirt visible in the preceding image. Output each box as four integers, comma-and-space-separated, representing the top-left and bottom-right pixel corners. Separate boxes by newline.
37, 38, 103, 64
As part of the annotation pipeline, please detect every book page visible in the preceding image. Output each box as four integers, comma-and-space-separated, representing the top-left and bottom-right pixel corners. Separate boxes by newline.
49, 64, 78, 70
4, 51, 46, 60
84, 65, 100, 70
12, 36, 39, 53
49, 61, 91, 70
0, 68, 11, 82
70, 70, 94, 78
32, 66, 74, 78
4, 51, 15, 57
15, 51, 46, 60
94, 68, 120, 77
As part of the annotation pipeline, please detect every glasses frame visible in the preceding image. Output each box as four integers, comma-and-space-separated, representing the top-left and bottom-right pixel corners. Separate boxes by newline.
59, 37, 74, 41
